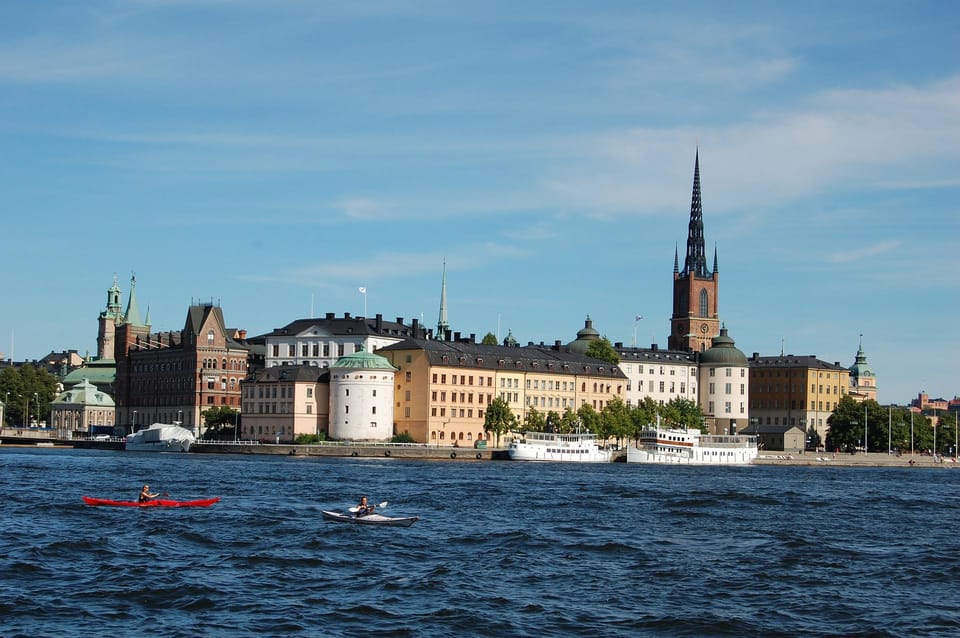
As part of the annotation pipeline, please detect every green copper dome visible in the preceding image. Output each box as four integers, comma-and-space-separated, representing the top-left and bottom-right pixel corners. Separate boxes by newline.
699, 325, 747, 366
332, 351, 397, 371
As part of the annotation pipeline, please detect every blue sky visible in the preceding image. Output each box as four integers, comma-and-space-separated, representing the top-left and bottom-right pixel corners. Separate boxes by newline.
1, 1, 957, 405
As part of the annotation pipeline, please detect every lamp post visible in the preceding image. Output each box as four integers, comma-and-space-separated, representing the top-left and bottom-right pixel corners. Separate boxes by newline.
3, 391, 8, 428
177, 409, 183, 425
34, 392, 39, 428
24, 395, 29, 428
632, 315, 644, 348
863, 403, 868, 455
133, 409, 137, 432
910, 411, 914, 456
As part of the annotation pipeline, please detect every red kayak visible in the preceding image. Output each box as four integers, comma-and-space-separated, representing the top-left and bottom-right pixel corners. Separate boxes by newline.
82, 496, 220, 508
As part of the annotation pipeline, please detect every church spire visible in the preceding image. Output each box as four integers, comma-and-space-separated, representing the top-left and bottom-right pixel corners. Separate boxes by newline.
436, 260, 449, 340
682, 148, 710, 278
123, 273, 144, 326
673, 244, 679, 274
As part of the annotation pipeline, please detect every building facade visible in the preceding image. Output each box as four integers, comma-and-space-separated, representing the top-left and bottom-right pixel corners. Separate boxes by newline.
261, 313, 427, 369
240, 364, 330, 443
114, 302, 251, 436
698, 326, 750, 435
329, 351, 397, 441
748, 353, 850, 448
378, 338, 628, 446
50, 378, 115, 438
615, 343, 698, 407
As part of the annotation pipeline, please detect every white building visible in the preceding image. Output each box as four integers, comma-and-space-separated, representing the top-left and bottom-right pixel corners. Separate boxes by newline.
697, 326, 750, 435
616, 344, 699, 407
329, 351, 397, 441
262, 313, 426, 369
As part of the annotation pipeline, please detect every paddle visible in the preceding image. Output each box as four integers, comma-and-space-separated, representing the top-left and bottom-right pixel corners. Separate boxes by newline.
348, 501, 387, 513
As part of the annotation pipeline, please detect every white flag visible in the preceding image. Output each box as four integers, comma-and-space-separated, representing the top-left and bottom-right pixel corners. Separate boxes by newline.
358, 287, 367, 294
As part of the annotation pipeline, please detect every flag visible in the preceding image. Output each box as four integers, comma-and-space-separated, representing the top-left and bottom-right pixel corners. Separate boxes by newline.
635, 315, 644, 321
358, 287, 367, 294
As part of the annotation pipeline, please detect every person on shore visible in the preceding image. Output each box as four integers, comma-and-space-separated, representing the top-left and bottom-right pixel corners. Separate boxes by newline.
138, 484, 159, 503
355, 496, 375, 517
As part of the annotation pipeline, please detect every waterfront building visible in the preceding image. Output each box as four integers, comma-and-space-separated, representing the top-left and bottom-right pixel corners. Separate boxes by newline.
50, 378, 115, 439
239, 351, 397, 443
747, 353, 850, 449
329, 351, 397, 441
377, 338, 628, 445
240, 364, 329, 443
847, 336, 878, 402
669, 149, 720, 353
698, 326, 749, 435
114, 299, 251, 437
261, 313, 427, 370
614, 342, 698, 407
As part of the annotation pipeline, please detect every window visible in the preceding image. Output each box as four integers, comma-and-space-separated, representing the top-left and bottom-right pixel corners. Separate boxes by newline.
307, 388, 313, 398
207, 330, 215, 345
699, 289, 708, 317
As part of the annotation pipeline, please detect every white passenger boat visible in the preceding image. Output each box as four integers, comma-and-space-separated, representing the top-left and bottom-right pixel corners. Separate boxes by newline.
125, 423, 196, 452
508, 430, 613, 463
626, 426, 758, 465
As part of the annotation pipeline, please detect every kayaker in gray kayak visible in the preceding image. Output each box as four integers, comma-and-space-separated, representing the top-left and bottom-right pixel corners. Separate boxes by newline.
355, 496, 376, 517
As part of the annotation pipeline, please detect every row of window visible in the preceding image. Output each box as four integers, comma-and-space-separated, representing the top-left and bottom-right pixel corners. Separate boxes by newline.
707, 368, 746, 377
707, 383, 746, 396
430, 391, 493, 405
433, 373, 494, 386
706, 401, 747, 415
270, 342, 362, 358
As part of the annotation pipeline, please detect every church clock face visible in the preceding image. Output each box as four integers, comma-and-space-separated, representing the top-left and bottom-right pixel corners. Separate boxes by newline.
700, 323, 709, 333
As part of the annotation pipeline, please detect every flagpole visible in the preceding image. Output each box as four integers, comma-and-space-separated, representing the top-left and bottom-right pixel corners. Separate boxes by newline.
358, 287, 367, 317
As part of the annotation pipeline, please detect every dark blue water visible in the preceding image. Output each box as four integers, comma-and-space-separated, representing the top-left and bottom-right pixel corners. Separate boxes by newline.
1, 449, 958, 637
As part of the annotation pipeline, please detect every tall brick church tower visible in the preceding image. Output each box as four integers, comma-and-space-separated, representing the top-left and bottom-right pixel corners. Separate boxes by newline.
669, 149, 720, 352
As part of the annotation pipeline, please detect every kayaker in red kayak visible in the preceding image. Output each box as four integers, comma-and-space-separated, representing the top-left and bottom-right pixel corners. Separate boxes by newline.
138, 485, 159, 503
355, 496, 376, 517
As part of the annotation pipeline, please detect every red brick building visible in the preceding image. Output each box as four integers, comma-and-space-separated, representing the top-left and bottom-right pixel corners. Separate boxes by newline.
114, 299, 251, 437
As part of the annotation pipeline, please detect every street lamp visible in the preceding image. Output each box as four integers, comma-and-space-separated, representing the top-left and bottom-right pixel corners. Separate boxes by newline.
863, 403, 868, 455
34, 392, 39, 428
133, 410, 138, 432
177, 409, 183, 425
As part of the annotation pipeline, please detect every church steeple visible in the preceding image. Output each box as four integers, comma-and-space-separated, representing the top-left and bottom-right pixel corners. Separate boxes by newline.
436, 260, 449, 340
669, 148, 720, 353
682, 148, 710, 278
123, 274, 144, 327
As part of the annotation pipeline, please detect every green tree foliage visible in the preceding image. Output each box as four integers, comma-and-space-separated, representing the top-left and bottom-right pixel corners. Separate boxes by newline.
523, 406, 546, 431
295, 433, 327, 444
481, 332, 498, 346
629, 397, 660, 440
600, 396, 632, 445
557, 409, 580, 433
825, 397, 930, 453
659, 397, 705, 431
577, 403, 601, 435
0, 365, 59, 427
390, 431, 416, 443
483, 396, 517, 446
585, 336, 620, 365
200, 406, 239, 440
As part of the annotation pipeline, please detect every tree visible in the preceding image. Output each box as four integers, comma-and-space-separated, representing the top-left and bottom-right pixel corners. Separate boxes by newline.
585, 336, 620, 365
481, 332, 498, 346
660, 397, 704, 431
483, 396, 517, 447
523, 406, 546, 431
558, 408, 580, 433
629, 397, 660, 441
825, 396, 908, 453
201, 406, 239, 440
577, 403, 601, 435
0, 365, 59, 428
600, 396, 632, 446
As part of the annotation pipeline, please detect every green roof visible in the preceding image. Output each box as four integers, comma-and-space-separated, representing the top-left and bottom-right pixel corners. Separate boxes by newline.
332, 351, 397, 371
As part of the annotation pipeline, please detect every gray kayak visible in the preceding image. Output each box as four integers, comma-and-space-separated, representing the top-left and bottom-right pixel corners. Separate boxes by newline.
322, 510, 419, 527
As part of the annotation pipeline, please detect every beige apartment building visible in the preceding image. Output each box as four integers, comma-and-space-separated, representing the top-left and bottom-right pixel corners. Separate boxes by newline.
377, 338, 628, 446
748, 353, 850, 449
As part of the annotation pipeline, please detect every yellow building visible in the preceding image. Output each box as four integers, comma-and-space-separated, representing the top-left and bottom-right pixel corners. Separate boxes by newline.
747, 353, 850, 449
378, 339, 628, 446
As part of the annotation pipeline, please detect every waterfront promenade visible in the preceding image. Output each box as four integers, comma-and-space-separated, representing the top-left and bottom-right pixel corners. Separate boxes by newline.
1, 429, 955, 467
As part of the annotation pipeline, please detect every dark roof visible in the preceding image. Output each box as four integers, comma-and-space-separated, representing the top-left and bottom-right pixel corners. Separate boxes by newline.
259, 313, 427, 340
250, 364, 330, 384
748, 354, 846, 371
377, 339, 627, 379
616, 346, 696, 364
